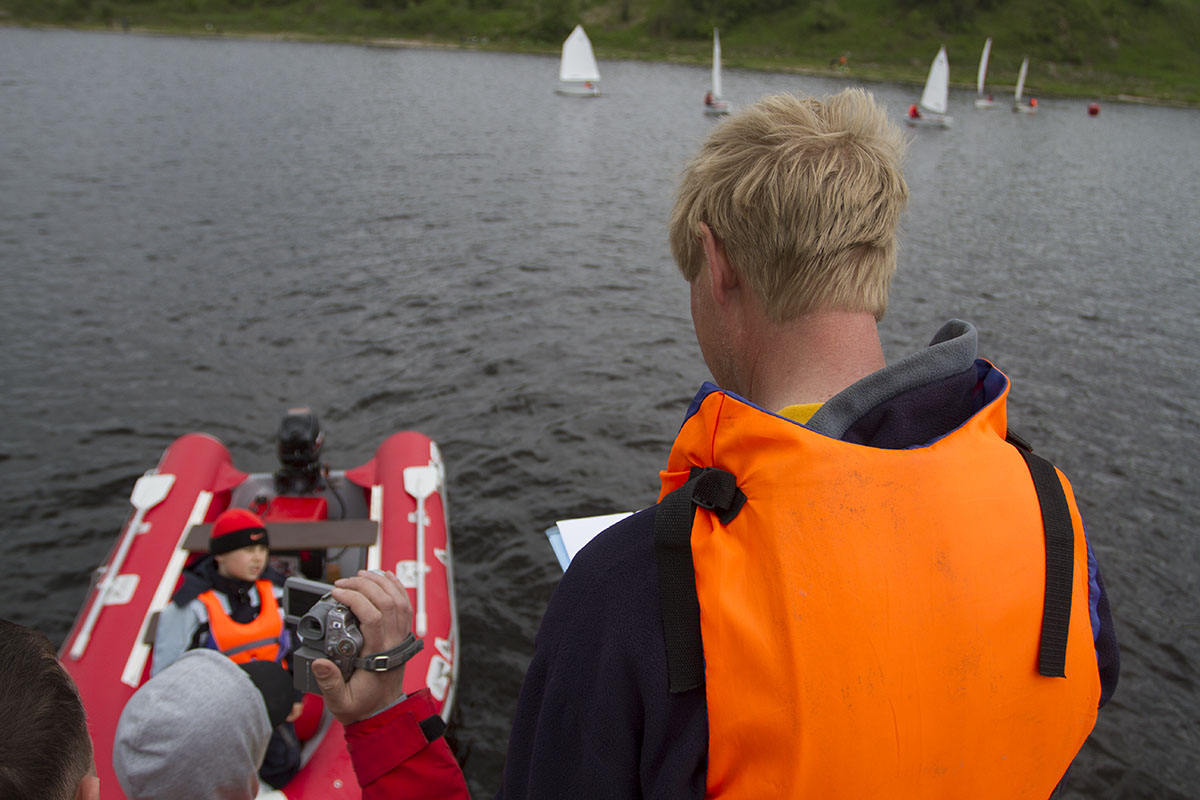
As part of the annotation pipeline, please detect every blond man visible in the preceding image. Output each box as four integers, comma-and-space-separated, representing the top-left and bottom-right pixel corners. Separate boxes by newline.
496, 89, 1119, 799
305, 90, 1121, 799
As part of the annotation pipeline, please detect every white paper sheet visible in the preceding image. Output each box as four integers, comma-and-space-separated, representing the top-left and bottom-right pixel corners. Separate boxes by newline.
552, 512, 634, 567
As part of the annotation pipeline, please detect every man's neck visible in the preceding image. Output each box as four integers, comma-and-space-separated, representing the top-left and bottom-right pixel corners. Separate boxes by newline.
734, 310, 886, 411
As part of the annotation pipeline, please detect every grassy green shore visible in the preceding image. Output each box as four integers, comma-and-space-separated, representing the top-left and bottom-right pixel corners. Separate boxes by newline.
4, 0, 1198, 105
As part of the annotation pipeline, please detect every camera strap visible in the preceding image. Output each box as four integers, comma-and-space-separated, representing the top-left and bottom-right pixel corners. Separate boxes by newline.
352, 632, 425, 672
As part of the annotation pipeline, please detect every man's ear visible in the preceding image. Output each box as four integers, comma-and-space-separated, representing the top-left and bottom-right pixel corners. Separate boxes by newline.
698, 223, 738, 306
76, 775, 100, 800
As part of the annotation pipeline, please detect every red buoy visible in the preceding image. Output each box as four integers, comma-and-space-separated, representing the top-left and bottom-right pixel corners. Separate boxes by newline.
1087, 102, 1100, 116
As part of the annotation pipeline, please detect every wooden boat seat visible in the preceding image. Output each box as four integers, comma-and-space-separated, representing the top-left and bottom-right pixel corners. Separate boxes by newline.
182, 519, 379, 553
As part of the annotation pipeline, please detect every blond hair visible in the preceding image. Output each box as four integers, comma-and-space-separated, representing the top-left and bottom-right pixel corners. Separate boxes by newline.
669, 89, 909, 322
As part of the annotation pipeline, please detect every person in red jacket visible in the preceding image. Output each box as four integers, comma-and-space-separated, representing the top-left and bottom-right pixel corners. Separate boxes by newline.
313, 570, 470, 798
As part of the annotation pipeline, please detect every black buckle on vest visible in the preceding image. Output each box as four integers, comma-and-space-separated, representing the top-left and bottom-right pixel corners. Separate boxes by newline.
690, 468, 747, 525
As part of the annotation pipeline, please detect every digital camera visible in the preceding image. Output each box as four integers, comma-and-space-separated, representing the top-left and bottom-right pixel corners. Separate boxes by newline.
284, 576, 364, 695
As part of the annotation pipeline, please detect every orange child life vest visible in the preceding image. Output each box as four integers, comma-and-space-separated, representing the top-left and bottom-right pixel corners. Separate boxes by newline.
197, 580, 285, 665
657, 375, 1100, 799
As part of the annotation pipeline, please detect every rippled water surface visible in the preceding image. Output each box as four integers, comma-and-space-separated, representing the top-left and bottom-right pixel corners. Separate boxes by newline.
1, 27, 1197, 799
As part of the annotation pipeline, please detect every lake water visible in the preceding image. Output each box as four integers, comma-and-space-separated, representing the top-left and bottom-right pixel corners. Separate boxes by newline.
1, 27, 1197, 799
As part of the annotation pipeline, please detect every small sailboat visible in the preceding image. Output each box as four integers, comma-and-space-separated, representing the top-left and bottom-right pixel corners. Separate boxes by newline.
1013, 56, 1037, 113
704, 29, 732, 116
974, 38, 998, 109
556, 24, 600, 97
906, 45, 953, 128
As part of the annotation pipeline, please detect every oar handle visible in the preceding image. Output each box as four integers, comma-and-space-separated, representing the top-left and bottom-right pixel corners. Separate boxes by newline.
415, 493, 427, 637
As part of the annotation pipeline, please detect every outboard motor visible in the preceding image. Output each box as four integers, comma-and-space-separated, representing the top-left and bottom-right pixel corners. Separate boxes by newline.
274, 407, 325, 495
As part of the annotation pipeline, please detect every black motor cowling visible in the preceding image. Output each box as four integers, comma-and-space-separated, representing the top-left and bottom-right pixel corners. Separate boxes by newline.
275, 407, 324, 494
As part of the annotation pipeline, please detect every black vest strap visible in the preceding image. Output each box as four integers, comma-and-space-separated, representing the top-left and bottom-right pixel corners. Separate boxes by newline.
655, 467, 745, 693
1010, 440, 1076, 679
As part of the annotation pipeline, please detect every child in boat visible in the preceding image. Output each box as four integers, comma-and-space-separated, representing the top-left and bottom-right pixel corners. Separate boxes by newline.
152, 507, 302, 789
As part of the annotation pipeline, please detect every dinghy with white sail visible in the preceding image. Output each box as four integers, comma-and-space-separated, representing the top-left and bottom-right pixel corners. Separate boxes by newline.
704, 28, 732, 116
906, 45, 953, 128
1013, 56, 1037, 113
557, 24, 600, 97
974, 38, 998, 108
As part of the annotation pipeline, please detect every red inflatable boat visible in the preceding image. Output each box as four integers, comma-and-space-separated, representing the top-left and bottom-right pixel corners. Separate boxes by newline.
59, 409, 459, 798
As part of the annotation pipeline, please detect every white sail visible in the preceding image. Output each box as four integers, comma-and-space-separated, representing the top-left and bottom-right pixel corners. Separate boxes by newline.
919, 45, 950, 115
1014, 56, 1028, 102
560, 25, 600, 83
976, 37, 992, 95
712, 29, 723, 99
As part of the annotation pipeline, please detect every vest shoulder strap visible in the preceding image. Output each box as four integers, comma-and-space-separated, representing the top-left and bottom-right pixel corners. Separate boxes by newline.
1008, 432, 1075, 678
655, 467, 745, 694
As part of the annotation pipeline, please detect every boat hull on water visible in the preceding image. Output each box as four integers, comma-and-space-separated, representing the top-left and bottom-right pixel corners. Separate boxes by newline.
704, 100, 732, 116
556, 80, 600, 97
60, 427, 458, 798
906, 111, 953, 128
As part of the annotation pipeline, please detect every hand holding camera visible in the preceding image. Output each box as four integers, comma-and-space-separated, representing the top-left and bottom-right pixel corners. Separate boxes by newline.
284, 571, 422, 724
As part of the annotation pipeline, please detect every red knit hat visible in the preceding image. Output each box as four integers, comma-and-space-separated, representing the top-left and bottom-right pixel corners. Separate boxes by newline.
209, 508, 269, 555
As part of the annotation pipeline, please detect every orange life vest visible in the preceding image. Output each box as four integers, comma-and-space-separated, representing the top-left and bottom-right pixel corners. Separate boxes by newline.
197, 580, 284, 665
656, 377, 1100, 799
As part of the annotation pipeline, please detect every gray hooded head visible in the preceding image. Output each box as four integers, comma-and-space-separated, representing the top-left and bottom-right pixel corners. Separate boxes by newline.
113, 649, 272, 800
